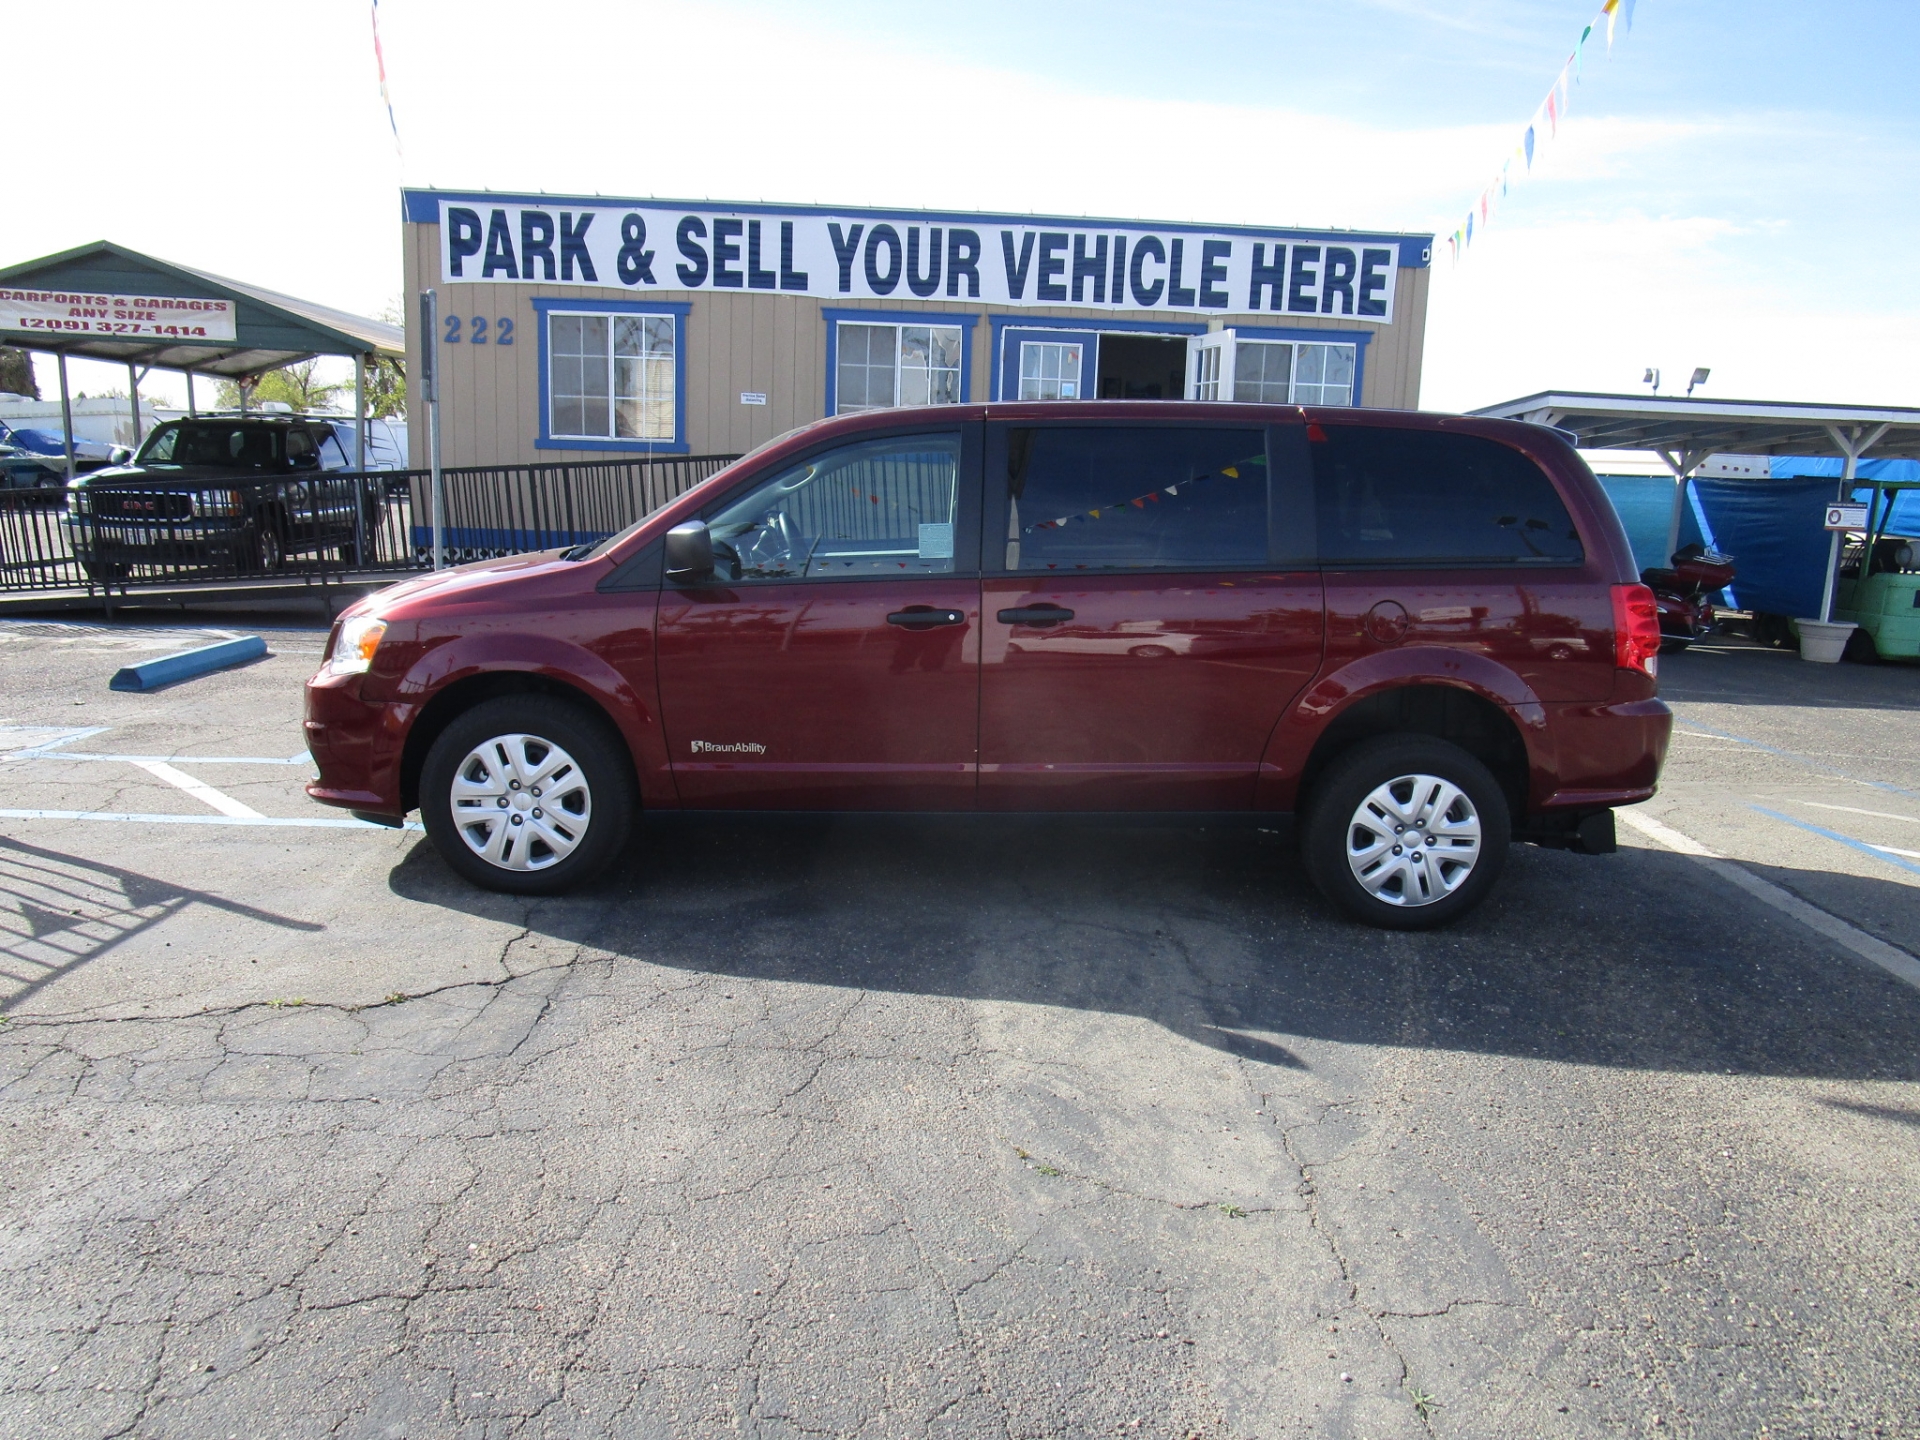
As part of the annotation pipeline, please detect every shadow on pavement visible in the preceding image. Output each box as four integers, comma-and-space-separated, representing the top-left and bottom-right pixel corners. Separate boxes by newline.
389, 812, 1920, 1084
0, 835, 325, 1010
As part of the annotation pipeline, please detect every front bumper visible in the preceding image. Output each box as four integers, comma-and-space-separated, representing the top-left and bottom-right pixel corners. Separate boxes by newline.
304, 671, 410, 817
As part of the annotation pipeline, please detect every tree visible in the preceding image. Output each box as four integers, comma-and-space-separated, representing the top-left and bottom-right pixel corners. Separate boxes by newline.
214, 359, 350, 413
0, 347, 38, 398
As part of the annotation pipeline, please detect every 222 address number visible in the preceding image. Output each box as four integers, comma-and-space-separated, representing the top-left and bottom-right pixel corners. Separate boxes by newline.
443, 315, 515, 345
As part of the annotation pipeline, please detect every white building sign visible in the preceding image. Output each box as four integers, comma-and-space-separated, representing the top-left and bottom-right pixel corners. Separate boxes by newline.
0, 288, 237, 342
438, 202, 1401, 324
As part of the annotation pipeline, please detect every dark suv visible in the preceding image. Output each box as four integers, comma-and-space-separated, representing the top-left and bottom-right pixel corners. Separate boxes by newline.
305, 402, 1671, 929
66, 414, 375, 578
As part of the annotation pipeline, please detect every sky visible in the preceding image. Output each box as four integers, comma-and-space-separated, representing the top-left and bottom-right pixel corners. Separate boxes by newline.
10, 0, 1918, 414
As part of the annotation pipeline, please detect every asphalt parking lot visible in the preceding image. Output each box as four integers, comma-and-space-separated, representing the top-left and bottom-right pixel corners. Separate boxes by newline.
2, 616, 1917, 1440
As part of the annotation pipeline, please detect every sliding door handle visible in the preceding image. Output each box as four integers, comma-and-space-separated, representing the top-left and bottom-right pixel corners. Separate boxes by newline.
887, 608, 966, 629
997, 605, 1075, 627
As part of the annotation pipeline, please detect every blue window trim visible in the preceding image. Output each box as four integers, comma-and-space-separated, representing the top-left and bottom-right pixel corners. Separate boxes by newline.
1231, 325, 1371, 407
997, 328, 1099, 403
987, 313, 1207, 403
821, 308, 978, 416
533, 298, 692, 454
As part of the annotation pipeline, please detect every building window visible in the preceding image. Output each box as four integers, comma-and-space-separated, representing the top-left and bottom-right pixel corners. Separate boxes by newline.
549, 311, 676, 441
1019, 341, 1083, 400
1233, 340, 1357, 406
836, 323, 962, 413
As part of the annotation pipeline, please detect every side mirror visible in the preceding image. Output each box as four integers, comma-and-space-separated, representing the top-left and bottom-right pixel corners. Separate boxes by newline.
664, 520, 714, 583
109, 447, 132, 465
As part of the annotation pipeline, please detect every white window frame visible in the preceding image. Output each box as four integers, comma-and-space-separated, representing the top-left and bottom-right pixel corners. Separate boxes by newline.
546, 309, 678, 443
1018, 340, 1085, 400
834, 321, 964, 415
1225, 337, 1358, 407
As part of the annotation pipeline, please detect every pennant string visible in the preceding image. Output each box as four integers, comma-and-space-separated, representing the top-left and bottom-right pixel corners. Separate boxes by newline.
1448, 3, 1643, 261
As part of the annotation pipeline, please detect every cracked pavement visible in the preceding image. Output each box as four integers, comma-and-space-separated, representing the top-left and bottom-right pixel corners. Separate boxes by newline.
2, 616, 1918, 1438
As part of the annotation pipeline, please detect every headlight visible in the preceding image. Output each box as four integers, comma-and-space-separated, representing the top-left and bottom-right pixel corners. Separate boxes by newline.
66, 488, 89, 514
192, 488, 244, 517
325, 615, 387, 676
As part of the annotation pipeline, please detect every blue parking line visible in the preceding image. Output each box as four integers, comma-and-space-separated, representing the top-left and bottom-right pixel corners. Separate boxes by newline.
1752, 806, 1920, 879
1676, 712, 1920, 800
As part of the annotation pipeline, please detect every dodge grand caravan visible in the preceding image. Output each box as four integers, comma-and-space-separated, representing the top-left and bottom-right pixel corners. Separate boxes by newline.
305, 403, 1671, 929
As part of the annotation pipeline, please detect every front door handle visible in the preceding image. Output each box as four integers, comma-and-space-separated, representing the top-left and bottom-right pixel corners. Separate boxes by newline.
887, 607, 966, 629
997, 605, 1075, 627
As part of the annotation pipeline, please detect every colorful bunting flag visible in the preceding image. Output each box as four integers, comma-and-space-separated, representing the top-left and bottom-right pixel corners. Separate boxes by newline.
370, 0, 402, 158
1449, 3, 1642, 259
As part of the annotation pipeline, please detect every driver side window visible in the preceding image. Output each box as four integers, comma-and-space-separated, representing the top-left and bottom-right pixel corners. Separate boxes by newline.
705, 433, 961, 582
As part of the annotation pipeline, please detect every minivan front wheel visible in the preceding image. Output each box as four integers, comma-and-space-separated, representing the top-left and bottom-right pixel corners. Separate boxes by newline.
1302, 736, 1510, 930
420, 696, 633, 894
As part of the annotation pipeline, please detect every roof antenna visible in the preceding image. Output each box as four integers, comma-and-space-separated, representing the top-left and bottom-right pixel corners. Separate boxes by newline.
1686, 366, 1711, 396
1642, 367, 1661, 393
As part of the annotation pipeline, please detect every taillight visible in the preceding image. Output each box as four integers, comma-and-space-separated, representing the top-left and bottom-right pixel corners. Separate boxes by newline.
1611, 583, 1661, 677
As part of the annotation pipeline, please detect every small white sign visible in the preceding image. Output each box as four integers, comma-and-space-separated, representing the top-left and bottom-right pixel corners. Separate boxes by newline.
917, 522, 954, 559
739, 391, 768, 406
0, 287, 237, 342
1825, 503, 1868, 531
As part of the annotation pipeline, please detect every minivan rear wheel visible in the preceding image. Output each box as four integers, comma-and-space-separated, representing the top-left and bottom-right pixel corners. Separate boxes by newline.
1301, 735, 1510, 930
420, 696, 634, 894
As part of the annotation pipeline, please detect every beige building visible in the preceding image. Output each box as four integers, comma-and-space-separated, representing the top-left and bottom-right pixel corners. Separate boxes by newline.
401, 188, 1432, 467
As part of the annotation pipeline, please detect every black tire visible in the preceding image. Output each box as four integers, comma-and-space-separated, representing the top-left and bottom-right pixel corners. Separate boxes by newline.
1842, 626, 1881, 664
419, 696, 635, 895
245, 517, 287, 573
1300, 735, 1511, 931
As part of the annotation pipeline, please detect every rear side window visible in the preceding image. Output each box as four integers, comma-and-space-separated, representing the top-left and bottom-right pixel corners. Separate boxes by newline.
1006, 426, 1268, 571
1313, 426, 1583, 566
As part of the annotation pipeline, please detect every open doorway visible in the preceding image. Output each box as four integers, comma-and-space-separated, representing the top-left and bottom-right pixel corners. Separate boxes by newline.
1097, 335, 1188, 399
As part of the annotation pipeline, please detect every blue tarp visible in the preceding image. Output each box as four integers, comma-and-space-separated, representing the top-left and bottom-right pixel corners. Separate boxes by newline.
1593, 471, 1915, 619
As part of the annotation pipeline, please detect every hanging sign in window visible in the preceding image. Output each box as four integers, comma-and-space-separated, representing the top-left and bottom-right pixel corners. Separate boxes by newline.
0, 289, 238, 342
436, 201, 1407, 323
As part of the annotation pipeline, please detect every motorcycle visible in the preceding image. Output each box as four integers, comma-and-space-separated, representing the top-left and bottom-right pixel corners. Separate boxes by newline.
1640, 542, 1736, 653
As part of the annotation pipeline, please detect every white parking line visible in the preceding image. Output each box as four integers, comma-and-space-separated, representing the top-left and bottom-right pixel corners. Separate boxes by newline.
0, 808, 417, 831
1619, 808, 1920, 993
1791, 800, 1920, 827
130, 760, 264, 819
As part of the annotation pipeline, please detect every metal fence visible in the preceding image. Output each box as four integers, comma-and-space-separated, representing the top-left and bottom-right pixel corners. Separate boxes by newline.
0, 454, 738, 595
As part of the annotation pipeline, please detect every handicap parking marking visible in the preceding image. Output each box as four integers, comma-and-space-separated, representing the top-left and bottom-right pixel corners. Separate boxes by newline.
1666, 709, 1920, 800
1619, 807, 1920, 992
0, 725, 111, 757
1751, 806, 1920, 879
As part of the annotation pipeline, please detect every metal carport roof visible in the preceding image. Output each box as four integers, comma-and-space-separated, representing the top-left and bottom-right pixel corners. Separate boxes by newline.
1470, 391, 1920, 464
0, 240, 401, 376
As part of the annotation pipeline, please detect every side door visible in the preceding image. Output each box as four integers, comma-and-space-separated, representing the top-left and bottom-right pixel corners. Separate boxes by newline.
1001, 329, 1097, 401
979, 420, 1325, 810
654, 424, 983, 810
1184, 330, 1236, 401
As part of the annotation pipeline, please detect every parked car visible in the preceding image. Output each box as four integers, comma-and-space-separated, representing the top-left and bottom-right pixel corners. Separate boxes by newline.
64, 413, 395, 579
0, 421, 120, 488
305, 402, 1672, 929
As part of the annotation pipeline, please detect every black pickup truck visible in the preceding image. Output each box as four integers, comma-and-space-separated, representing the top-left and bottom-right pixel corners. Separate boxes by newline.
64, 415, 388, 579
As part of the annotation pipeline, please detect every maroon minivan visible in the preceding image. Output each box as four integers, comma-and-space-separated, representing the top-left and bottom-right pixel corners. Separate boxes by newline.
304, 403, 1670, 929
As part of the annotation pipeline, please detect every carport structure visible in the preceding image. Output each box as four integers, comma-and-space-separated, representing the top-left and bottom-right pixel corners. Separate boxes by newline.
1472, 392, 1920, 622
0, 240, 401, 478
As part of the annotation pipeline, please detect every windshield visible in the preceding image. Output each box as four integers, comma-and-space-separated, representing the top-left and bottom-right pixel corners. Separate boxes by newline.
135, 422, 287, 471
